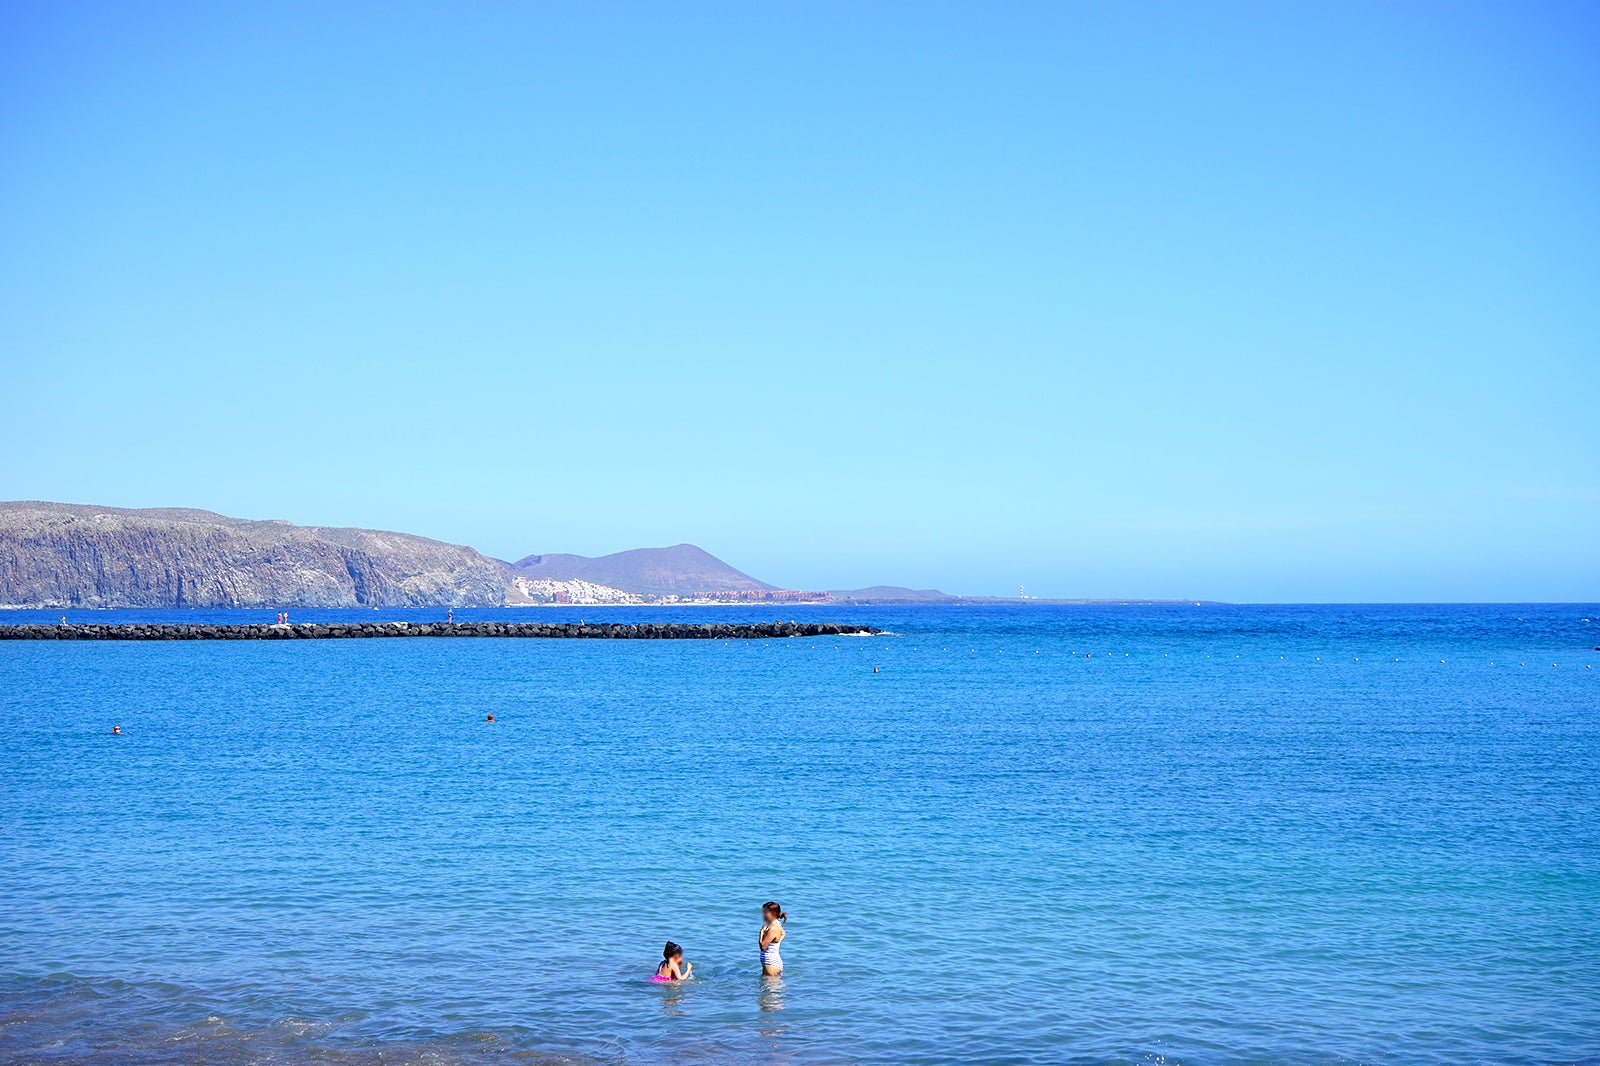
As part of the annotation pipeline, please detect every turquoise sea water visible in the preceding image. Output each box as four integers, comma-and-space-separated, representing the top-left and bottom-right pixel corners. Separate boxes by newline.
2, 603, 1597, 1065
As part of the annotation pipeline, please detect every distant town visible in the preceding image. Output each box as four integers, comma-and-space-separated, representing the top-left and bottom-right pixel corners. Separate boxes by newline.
508, 576, 835, 606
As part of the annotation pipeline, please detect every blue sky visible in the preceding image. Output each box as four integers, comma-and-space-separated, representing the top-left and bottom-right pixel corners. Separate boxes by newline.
2, 2, 1596, 601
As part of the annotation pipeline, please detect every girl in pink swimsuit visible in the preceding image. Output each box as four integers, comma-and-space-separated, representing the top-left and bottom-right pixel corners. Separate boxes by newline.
653, 941, 692, 981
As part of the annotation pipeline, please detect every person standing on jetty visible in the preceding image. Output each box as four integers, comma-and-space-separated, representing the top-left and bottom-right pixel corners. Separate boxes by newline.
759, 901, 787, 975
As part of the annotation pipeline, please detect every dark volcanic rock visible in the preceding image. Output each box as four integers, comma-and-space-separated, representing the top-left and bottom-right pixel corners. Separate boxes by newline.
0, 621, 881, 641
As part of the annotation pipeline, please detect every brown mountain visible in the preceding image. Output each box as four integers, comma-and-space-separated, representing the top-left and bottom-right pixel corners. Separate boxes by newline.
511, 544, 775, 598
0, 501, 507, 608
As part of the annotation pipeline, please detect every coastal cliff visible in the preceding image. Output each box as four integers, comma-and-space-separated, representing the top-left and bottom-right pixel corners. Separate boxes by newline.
0, 502, 507, 608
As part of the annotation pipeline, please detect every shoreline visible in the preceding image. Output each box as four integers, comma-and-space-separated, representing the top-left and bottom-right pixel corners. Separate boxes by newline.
0, 597, 1220, 611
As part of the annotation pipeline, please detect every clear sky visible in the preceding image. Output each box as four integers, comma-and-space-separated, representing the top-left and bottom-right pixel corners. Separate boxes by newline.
2, 2, 1596, 601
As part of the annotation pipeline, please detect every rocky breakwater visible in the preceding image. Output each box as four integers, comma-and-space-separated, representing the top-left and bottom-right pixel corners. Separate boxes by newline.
0, 621, 882, 641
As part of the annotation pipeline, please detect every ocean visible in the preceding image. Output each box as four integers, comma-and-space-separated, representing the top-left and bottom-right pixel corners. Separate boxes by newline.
1, 603, 1596, 1065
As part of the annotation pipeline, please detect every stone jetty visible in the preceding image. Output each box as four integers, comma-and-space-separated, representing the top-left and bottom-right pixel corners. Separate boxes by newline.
0, 621, 880, 641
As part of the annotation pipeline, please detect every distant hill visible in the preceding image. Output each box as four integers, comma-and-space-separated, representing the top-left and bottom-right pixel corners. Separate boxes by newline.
511, 544, 775, 598
0, 502, 507, 608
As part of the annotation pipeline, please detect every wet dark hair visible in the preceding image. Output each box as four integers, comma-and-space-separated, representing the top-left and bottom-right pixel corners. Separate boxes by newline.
662, 941, 682, 960
762, 901, 787, 924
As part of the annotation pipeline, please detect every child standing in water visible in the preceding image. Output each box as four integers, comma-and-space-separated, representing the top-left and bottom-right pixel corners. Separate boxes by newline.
653, 941, 692, 981
759, 901, 786, 975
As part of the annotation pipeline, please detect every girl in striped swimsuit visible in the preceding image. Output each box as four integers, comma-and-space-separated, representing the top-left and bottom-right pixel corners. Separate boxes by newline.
759, 901, 787, 975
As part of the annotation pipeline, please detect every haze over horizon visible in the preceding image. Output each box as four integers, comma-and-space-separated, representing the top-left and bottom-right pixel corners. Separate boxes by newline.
3, 3, 1596, 602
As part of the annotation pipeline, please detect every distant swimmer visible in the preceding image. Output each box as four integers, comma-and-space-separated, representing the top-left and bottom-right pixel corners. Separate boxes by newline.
759, 901, 787, 975
486, 714, 494, 722
111, 726, 121, 735
653, 941, 692, 982
60, 615, 67, 625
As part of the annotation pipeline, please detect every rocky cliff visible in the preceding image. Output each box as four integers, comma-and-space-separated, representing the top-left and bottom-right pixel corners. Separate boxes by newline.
0, 502, 508, 608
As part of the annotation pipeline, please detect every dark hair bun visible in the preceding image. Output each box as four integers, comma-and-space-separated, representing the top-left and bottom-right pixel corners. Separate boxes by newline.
663, 941, 681, 959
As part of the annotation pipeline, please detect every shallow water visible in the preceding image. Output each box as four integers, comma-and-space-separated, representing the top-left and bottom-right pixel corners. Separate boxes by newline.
2, 603, 1597, 1065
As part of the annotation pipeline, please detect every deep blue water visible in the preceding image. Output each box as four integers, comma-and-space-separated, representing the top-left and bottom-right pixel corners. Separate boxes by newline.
2, 603, 1597, 1065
